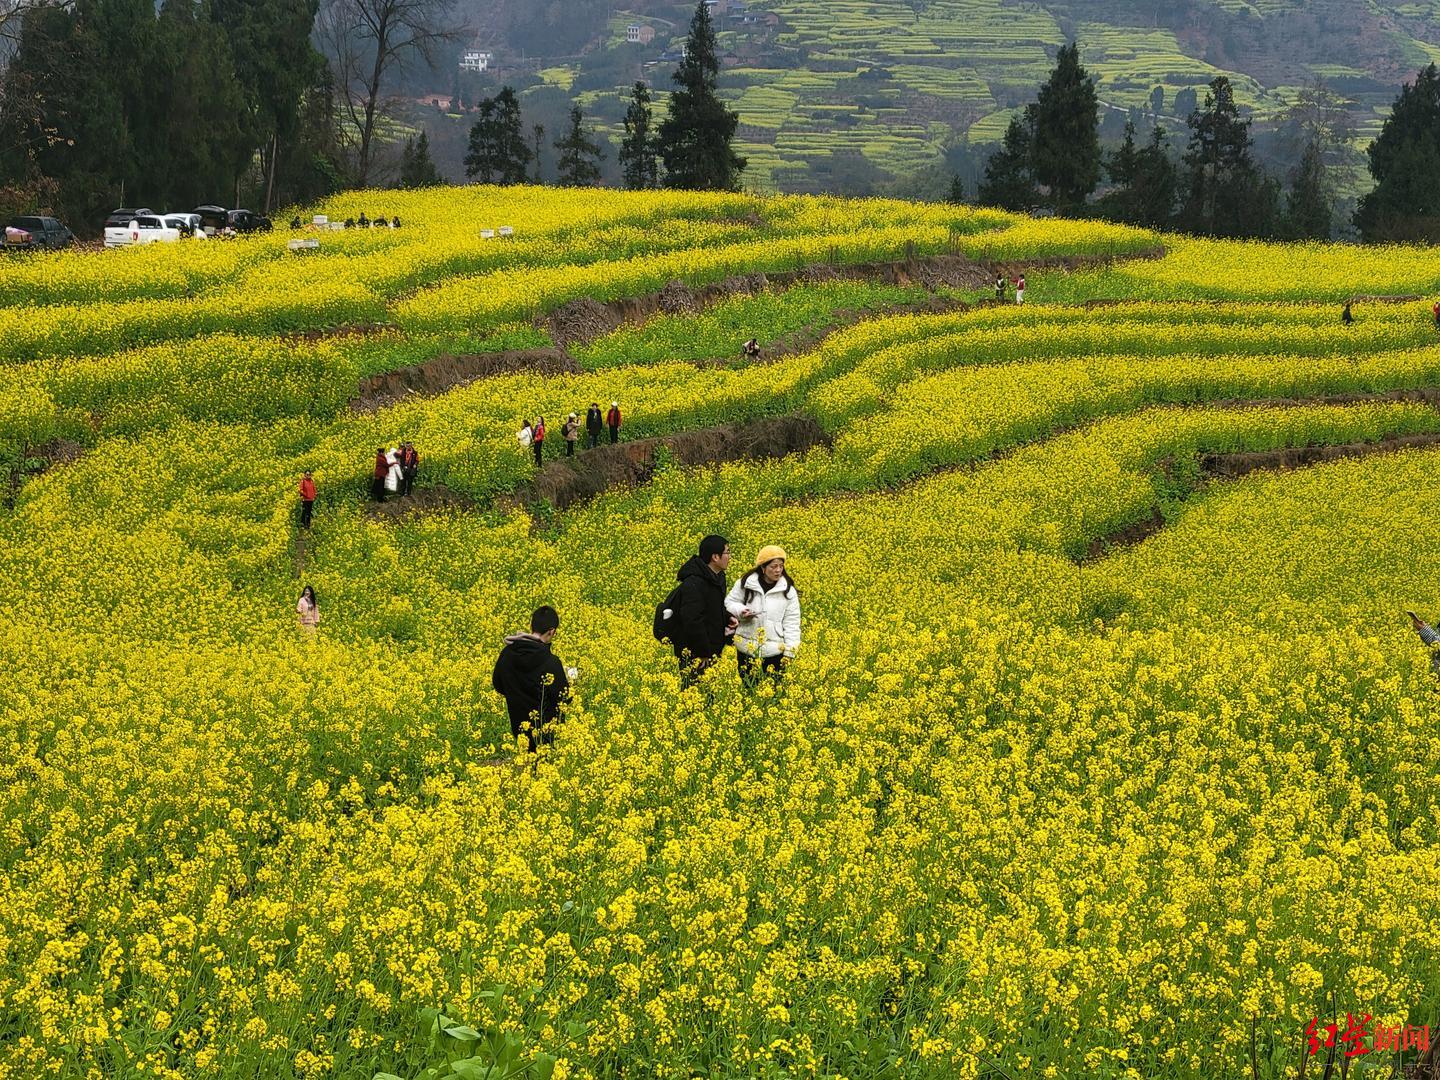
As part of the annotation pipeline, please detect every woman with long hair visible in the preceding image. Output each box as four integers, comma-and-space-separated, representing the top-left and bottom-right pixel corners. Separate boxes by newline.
296, 585, 320, 634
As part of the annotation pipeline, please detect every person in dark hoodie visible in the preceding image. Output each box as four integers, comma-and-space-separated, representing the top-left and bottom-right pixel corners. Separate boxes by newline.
585, 402, 604, 450
670, 534, 738, 685
492, 605, 573, 751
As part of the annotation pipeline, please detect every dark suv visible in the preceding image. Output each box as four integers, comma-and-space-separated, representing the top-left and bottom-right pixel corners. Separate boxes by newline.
103, 208, 154, 229
227, 209, 272, 233
5, 215, 74, 251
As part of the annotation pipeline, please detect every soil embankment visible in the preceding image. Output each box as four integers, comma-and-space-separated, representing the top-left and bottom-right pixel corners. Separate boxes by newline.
1082, 430, 1440, 560
364, 483, 477, 520
352, 348, 578, 412
502, 415, 828, 513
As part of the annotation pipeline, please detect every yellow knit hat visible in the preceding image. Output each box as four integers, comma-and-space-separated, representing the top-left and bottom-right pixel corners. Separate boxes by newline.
756, 545, 787, 565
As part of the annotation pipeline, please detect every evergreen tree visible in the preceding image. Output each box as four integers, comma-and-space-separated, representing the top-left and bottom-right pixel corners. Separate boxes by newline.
1354, 64, 1440, 241
946, 172, 965, 204
1028, 41, 1100, 211
656, 0, 745, 191
398, 129, 442, 188
977, 115, 1039, 211
1149, 85, 1165, 121
555, 105, 604, 187
1100, 122, 1176, 228
619, 81, 658, 190
1178, 76, 1278, 237
1285, 140, 1332, 239
464, 86, 530, 185
532, 124, 544, 184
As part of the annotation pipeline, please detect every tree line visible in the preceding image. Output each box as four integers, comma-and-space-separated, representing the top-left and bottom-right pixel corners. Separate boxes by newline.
460, 2, 744, 193
974, 44, 1440, 243
0, 0, 748, 229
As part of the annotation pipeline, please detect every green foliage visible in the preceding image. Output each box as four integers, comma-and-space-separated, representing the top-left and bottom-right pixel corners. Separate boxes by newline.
465, 87, 532, 185
977, 116, 1039, 211
554, 105, 604, 188
619, 82, 658, 191
1028, 42, 1100, 211
399, 130, 443, 189
1354, 63, 1440, 242
657, 2, 746, 192
1178, 77, 1280, 239
1285, 141, 1333, 240
1098, 122, 1177, 229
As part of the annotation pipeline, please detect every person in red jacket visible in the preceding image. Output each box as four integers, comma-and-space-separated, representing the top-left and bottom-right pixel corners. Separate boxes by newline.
606, 400, 622, 444
298, 471, 317, 529
532, 416, 546, 467
1433, 300, 1439, 333
371, 448, 388, 502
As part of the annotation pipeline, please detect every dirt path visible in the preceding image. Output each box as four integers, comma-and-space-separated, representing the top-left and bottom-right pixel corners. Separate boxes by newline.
364, 483, 478, 520
352, 348, 579, 412
1081, 430, 1440, 561
500, 416, 828, 513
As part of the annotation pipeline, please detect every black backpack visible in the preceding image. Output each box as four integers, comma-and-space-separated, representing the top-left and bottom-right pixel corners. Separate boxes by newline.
652, 583, 685, 643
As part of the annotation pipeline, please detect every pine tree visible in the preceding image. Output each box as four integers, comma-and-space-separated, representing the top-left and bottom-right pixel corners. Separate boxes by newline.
1108, 120, 1140, 192
977, 115, 1039, 211
1028, 42, 1100, 211
555, 105, 604, 187
656, 1, 745, 191
1133, 125, 1178, 228
1285, 140, 1332, 239
399, 129, 441, 188
619, 81, 658, 189
464, 86, 530, 185
532, 124, 544, 184
946, 173, 965, 204
1178, 76, 1278, 238
1354, 64, 1440, 241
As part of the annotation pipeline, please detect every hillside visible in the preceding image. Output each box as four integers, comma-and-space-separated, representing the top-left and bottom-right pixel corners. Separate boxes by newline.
7, 186, 1440, 1078
434, 0, 1440, 193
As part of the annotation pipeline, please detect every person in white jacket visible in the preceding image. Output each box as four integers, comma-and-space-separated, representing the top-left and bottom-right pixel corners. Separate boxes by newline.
725, 544, 801, 685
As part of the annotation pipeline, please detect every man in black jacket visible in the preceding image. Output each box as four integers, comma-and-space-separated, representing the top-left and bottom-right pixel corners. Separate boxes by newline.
491, 606, 572, 751
671, 534, 737, 685
585, 403, 604, 450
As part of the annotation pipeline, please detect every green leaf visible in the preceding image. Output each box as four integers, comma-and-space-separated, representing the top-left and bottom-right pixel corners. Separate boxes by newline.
374, 1074, 407, 1080
449, 1058, 493, 1080
444, 1024, 483, 1042
531, 1052, 557, 1080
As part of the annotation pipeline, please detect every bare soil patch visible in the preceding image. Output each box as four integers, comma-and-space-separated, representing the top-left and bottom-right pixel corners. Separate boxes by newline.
503, 415, 829, 512
352, 348, 579, 412
365, 484, 477, 521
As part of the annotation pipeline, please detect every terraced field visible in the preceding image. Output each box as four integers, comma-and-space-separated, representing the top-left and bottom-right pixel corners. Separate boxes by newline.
4, 187, 1440, 1079
558, 0, 1439, 192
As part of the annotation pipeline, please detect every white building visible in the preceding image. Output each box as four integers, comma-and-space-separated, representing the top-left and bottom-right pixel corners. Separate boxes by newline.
460, 51, 493, 73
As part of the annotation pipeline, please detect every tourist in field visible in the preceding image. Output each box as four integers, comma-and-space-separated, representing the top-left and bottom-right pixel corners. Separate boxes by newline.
392, 216, 401, 229
725, 545, 801, 686
1015, 274, 1026, 304
1432, 300, 1439, 332
1342, 300, 1354, 325
400, 443, 419, 496
1408, 611, 1440, 679
532, 417, 547, 467
358, 211, 369, 227
298, 470, 317, 529
585, 402, 604, 449
384, 447, 403, 497
607, 400, 623, 444
562, 414, 579, 457
372, 448, 389, 502
668, 534, 739, 686
995, 275, 1006, 302
296, 585, 320, 634
742, 337, 762, 361
518, 420, 534, 458
492, 605, 573, 752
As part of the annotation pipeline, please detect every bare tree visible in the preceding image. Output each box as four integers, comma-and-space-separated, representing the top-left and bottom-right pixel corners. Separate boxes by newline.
317, 0, 464, 186
0, 0, 52, 50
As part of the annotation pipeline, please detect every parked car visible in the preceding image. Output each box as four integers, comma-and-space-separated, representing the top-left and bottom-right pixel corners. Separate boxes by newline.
103, 207, 154, 230
164, 213, 206, 238
103, 214, 182, 249
3, 215, 74, 251
192, 205, 271, 237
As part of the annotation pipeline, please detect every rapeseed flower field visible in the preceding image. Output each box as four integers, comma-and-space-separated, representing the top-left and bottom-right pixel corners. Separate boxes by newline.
2, 186, 1439, 1080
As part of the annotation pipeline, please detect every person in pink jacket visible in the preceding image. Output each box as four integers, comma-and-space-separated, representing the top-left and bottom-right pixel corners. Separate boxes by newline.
296, 585, 320, 633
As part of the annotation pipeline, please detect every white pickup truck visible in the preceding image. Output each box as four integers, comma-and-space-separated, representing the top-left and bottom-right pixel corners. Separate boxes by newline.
103, 214, 183, 249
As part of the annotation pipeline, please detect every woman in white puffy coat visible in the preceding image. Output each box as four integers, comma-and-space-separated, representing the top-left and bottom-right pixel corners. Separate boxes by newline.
724, 544, 801, 685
